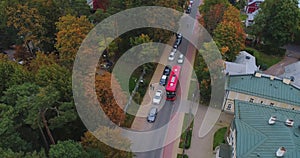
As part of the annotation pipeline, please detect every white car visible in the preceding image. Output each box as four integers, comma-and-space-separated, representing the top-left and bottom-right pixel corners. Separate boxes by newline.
177, 54, 184, 64
153, 90, 163, 104
171, 48, 177, 54
168, 52, 175, 61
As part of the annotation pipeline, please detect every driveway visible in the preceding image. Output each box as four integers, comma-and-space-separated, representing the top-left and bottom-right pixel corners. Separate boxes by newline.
263, 44, 300, 76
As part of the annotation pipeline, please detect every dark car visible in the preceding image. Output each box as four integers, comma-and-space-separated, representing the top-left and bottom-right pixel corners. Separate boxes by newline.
174, 38, 181, 46
163, 65, 171, 76
186, 7, 191, 14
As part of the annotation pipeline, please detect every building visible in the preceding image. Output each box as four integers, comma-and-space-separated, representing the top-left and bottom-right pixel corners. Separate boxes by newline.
245, 0, 264, 27
224, 51, 259, 75
280, 61, 300, 87
222, 72, 300, 113
87, 0, 107, 11
227, 100, 300, 157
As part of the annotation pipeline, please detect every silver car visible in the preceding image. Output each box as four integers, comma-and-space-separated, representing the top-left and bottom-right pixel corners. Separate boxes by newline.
168, 52, 175, 61
147, 107, 158, 123
177, 54, 184, 64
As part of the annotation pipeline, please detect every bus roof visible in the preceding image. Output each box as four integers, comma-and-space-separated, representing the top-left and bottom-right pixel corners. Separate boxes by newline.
166, 65, 181, 92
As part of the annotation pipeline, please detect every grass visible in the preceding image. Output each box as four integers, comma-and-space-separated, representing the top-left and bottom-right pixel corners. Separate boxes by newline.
213, 127, 227, 150
177, 154, 188, 158
179, 113, 194, 149
244, 47, 282, 70
116, 62, 157, 128
187, 80, 197, 101
240, 14, 247, 21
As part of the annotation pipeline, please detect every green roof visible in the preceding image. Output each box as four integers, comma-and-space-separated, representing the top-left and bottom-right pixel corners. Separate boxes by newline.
234, 100, 300, 158
227, 74, 300, 106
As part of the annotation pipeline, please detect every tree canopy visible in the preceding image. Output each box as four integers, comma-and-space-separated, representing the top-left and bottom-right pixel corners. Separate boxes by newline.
251, 0, 300, 47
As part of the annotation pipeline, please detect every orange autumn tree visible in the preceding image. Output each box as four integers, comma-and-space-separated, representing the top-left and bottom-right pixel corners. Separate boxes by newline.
55, 15, 93, 66
213, 5, 246, 61
200, 3, 228, 34
95, 72, 126, 125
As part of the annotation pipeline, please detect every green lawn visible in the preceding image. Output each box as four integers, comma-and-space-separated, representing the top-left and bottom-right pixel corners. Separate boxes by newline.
187, 80, 197, 101
179, 113, 194, 149
240, 14, 247, 21
213, 127, 227, 150
244, 47, 282, 70
116, 62, 157, 128
177, 154, 188, 158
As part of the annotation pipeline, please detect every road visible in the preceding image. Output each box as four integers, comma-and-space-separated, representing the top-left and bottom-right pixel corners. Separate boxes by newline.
135, 1, 201, 157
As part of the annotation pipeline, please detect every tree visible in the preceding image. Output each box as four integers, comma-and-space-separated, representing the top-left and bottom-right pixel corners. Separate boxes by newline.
0, 104, 30, 151
55, 15, 93, 65
35, 64, 72, 102
0, 59, 32, 96
49, 140, 87, 158
199, 0, 229, 14
81, 126, 132, 158
213, 5, 246, 61
251, 0, 300, 47
0, 147, 45, 158
95, 72, 126, 125
200, 3, 228, 34
6, 3, 47, 53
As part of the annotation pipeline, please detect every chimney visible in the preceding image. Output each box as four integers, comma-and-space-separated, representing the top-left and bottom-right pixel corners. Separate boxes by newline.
255, 72, 262, 78
283, 78, 291, 85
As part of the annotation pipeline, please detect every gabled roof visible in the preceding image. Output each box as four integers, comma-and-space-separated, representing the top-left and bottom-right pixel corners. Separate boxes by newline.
235, 100, 300, 158
226, 74, 300, 106
247, 0, 264, 6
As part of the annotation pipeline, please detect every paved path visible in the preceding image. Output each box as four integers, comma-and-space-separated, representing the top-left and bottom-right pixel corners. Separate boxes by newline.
185, 108, 234, 158
264, 44, 300, 76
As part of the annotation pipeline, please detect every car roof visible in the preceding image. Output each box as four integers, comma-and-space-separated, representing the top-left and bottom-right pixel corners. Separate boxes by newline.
150, 107, 157, 114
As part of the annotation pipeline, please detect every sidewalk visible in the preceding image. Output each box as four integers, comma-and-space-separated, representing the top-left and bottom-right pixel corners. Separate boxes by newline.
185, 109, 234, 158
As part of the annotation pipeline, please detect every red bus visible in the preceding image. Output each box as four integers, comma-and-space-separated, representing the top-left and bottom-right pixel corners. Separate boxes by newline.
166, 65, 181, 101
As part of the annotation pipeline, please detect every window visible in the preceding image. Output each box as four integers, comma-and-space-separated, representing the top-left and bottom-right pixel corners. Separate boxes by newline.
270, 103, 274, 106
249, 98, 254, 103
261, 101, 263, 104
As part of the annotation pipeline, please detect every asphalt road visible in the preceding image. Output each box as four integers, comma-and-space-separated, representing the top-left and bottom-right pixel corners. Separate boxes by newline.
134, 1, 200, 157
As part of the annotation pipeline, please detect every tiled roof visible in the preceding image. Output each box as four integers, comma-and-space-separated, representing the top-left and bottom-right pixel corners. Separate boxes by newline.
235, 100, 300, 158
227, 74, 300, 106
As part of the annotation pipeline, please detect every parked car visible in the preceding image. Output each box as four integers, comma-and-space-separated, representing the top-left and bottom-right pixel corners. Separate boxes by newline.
186, 6, 191, 14
163, 65, 171, 76
176, 33, 182, 40
153, 90, 163, 104
174, 38, 181, 46
168, 52, 175, 61
171, 48, 177, 54
160, 75, 168, 86
177, 54, 184, 64
147, 107, 158, 123
173, 43, 178, 49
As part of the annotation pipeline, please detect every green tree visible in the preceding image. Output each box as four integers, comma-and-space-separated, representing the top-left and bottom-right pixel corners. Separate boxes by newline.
251, 0, 300, 47
49, 140, 86, 158
0, 147, 46, 158
0, 104, 30, 151
81, 127, 132, 158
0, 59, 32, 96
